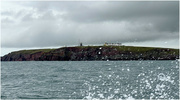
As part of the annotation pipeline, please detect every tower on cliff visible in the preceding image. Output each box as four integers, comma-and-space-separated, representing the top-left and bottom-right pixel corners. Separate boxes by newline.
79, 39, 83, 46
80, 42, 83, 46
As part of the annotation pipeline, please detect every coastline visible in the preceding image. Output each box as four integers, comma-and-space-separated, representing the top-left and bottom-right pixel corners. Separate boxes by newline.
1, 45, 179, 61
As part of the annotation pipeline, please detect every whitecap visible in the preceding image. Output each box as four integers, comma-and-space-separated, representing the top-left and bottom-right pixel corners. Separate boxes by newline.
157, 73, 174, 83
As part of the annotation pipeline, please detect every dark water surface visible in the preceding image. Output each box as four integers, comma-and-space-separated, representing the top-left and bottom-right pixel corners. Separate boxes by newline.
1, 61, 179, 99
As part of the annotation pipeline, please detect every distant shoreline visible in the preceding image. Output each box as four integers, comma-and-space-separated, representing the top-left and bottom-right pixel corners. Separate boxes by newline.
1, 45, 179, 61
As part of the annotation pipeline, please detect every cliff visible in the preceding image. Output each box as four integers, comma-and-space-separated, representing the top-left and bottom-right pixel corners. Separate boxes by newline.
1, 46, 179, 61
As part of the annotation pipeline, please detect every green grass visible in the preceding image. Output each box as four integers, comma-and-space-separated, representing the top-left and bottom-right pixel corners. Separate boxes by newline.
12, 49, 55, 55
101, 45, 158, 53
10, 45, 179, 55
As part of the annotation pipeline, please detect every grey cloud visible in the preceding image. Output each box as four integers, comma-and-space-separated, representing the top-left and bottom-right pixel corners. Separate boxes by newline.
1, 11, 14, 16
1, 1, 179, 48
63, 2, 179, 33
63, 2, 178, 21
1, 18, 14, 23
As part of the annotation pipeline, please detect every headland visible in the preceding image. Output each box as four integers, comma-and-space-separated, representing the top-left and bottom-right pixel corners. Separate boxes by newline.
1, 45, 179, 61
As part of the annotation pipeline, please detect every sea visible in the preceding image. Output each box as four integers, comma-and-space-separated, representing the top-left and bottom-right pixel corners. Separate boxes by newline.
1, 61, 179, 99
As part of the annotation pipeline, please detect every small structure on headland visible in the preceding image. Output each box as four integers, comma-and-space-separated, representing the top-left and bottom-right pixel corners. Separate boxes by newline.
104, 42, 122, 46
80, 42, 83, 46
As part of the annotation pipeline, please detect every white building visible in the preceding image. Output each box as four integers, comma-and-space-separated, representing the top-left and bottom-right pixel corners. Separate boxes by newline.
104, 42, 122, 46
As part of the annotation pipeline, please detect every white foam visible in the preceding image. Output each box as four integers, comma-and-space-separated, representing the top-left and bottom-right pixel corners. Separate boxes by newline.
158, 73, 174, 83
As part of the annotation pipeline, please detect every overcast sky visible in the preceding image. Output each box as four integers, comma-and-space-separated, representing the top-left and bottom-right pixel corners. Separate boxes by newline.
1, 1, 179, 56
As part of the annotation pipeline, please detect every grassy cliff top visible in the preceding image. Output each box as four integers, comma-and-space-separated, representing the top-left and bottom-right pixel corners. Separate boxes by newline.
77, 45, 178, 52
10, 49, 56, 55
8, 45, 179, 55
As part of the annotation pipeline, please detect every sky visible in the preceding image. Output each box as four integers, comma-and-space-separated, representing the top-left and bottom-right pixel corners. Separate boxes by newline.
1, 1, 179, 56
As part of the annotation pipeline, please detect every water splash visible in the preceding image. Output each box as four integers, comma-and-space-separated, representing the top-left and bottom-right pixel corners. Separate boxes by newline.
81, 62, 179, 99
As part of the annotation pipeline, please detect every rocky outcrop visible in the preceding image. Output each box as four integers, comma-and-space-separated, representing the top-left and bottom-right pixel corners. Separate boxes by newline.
1, 46, 179, 61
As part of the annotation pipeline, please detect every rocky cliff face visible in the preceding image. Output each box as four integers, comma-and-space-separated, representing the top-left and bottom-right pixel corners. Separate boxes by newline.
1, 46, 179, 61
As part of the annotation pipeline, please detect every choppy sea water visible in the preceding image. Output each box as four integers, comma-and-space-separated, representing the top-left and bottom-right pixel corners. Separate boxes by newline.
1, 61, 179, 99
